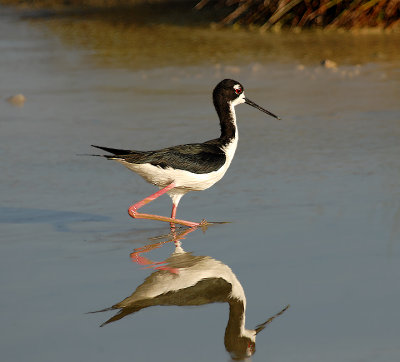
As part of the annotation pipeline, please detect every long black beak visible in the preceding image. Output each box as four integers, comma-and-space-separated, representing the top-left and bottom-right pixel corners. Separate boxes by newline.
254, 305, 290, 335
245, 98, 281, 120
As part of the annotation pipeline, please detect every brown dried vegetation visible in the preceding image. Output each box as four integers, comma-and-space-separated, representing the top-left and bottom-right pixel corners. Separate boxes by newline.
196, 0, 400, 29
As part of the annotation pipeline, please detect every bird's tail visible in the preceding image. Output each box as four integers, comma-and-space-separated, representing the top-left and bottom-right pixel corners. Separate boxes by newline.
87, 305, 145, 327
87, 307, 114, 314
77, 152, 115, 159
91, 145, 132, 155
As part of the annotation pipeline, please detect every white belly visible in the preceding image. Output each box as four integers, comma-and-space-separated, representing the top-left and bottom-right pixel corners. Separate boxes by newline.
117, 136, 238, 193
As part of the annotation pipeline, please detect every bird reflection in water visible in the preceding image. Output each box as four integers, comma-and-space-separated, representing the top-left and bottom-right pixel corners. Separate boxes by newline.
91, 227, 289, 360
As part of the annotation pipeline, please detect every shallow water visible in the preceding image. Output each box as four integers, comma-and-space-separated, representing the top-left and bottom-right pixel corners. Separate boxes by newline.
1, 5, 400, 362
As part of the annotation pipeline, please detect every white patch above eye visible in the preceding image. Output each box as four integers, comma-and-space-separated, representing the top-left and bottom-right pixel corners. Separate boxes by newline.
233, 84, 244, 95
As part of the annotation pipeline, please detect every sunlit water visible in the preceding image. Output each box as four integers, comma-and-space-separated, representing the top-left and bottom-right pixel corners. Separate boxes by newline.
1, 5, 400, 362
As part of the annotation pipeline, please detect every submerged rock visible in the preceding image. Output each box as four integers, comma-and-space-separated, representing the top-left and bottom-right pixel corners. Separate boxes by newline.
321, 59, 338, 69
6, 94, 26, 107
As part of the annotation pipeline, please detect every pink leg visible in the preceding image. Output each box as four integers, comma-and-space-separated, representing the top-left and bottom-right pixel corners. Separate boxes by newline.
128, 182, 203, 228
130, 226, 198, 274
170, 203, 178, 231
171, 203, 177, 219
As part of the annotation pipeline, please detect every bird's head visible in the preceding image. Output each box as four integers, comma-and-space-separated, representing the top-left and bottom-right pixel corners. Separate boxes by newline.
213, 79, 280, 120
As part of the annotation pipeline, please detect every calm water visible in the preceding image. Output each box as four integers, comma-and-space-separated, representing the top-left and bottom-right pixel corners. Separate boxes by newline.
1, 5, 400, 362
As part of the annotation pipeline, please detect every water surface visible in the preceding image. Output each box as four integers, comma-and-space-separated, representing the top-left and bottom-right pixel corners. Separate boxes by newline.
1, 6, 400, 362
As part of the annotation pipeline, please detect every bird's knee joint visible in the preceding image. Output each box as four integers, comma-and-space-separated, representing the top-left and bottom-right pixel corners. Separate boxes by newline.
128, 206, 138, 218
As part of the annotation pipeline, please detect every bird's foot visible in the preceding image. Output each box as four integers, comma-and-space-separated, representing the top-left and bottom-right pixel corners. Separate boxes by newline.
198, 219, 209, 232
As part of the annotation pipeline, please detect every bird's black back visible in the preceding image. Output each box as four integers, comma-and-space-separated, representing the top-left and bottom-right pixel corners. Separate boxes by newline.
92, 140, 226, 174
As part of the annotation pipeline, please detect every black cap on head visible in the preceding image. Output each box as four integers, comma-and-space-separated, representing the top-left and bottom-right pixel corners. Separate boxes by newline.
213, 79, 280, 119
213, 79, 244, 103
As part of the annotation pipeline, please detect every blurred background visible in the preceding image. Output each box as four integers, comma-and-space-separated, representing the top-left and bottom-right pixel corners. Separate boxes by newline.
1, 1, 400, 362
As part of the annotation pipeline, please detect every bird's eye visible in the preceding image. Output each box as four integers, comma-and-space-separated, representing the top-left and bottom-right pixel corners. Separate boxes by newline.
234, 86, 242, 95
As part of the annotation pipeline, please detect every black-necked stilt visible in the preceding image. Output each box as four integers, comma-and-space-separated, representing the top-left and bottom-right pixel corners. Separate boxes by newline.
92, 79, 279, 227
90, 230, 289, 359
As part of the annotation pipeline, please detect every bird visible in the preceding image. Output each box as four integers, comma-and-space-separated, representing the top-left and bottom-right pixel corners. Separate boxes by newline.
92, 79, 279, 228
89, 230, 289, 359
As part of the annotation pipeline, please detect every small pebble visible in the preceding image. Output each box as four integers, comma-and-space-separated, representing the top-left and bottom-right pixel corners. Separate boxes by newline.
7, 94, 26, 107
321, 59, 338, 69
